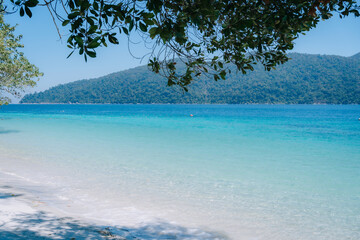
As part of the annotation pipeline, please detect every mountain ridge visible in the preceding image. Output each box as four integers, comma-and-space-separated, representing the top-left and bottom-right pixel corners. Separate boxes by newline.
21, 52, 360, 104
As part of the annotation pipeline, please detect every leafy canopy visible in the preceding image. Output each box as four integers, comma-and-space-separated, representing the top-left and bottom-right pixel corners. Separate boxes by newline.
0, 10, 42, 104
5, 0, 360, 90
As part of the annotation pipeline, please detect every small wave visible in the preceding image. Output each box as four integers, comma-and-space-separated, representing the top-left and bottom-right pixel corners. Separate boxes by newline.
0, 170, 39, 184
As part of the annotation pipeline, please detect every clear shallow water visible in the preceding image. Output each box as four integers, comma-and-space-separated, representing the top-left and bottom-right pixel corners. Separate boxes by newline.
0, 104, 359, 239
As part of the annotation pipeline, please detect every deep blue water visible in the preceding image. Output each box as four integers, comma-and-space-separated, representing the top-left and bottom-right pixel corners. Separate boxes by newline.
0, 104, 359, 239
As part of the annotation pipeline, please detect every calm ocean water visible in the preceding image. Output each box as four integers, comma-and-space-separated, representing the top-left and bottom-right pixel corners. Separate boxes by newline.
0, 104, 359, 239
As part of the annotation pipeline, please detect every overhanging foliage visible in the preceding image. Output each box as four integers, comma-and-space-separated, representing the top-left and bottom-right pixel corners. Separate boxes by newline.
4, 0, 360, 89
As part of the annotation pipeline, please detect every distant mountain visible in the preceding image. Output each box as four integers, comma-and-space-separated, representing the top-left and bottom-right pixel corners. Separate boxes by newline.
21, 53, 360, 104
351, 52, 360, 60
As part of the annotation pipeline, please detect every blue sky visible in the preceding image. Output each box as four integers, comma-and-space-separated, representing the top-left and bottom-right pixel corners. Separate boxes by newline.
4, 7, 360, 94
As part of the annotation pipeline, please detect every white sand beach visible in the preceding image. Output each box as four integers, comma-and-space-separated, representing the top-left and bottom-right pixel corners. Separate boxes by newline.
0, 171, 226, 240
0, 171, 128, 239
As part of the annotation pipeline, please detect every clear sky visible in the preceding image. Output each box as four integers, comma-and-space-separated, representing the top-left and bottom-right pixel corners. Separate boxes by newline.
4, 7, 360, 95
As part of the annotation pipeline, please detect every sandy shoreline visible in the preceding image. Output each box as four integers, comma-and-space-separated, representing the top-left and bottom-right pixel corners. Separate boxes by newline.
0, 171, 226, 240
0, 171, 131, 239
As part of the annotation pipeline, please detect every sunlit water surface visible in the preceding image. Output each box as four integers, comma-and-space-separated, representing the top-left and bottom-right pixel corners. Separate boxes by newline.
0, 104, 359, 239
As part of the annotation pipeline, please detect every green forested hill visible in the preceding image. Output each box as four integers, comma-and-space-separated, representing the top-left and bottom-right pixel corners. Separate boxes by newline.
21, 53, 360, 104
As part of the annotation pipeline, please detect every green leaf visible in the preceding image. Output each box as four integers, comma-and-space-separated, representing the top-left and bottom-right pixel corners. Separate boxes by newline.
75, 36, 84, 47
139, 22, 147, 32
68, 0, 74, 9
129, 20, 134, 31
87, 38, 101, 48
108, 35, 119, 44
219, 70, 226, 80
148, 27, 157, 34
68, 12, 79, 20
88, 25, 98, 34
19, 7, 24, 17
62, 20, 70, 26
86, 50, 96, 58
67, 50, 74, 58
25, 6, 32, 18
25, 0, 38, 7
100, 36, 107, 47
144, 18, 154, 26
122, 27, 129, 35
149, 27, 157, 38
93, 1, 99, 10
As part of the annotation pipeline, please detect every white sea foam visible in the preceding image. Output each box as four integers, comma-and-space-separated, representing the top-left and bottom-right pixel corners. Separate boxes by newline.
0, 170, 39, 184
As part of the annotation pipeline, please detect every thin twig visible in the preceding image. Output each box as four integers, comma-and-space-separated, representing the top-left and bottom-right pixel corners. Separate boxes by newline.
44, 0, 62, 40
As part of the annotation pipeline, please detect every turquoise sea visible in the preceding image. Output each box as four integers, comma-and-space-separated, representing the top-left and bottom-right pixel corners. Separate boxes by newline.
0, 104, 359, 239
